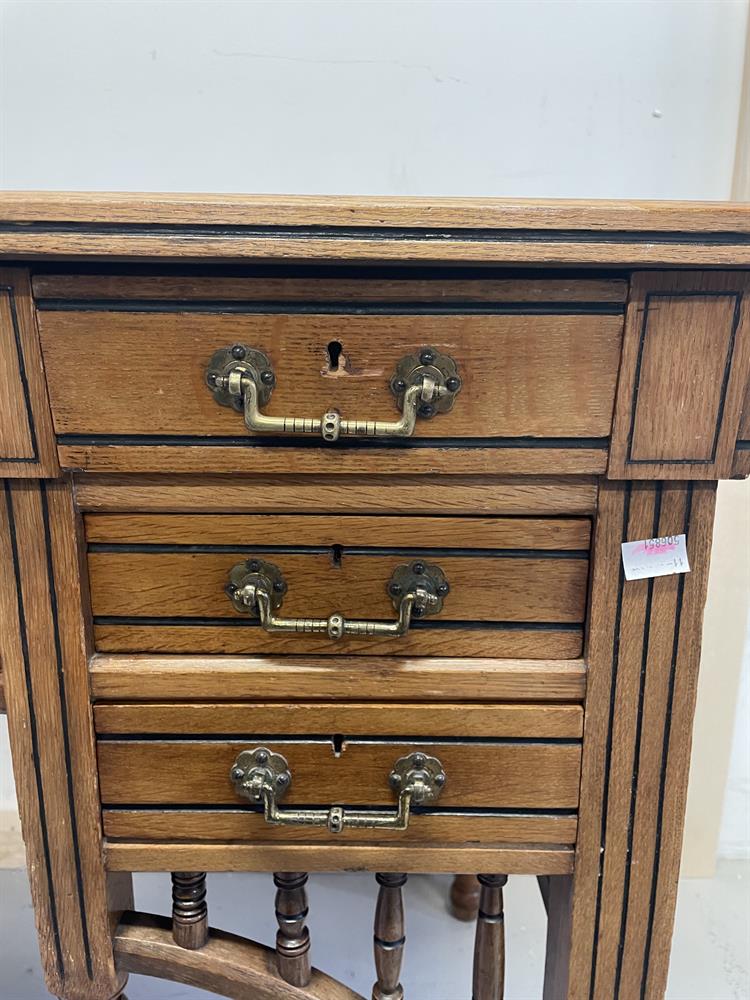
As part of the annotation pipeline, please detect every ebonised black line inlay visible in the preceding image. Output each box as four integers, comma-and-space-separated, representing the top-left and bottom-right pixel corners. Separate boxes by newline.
39, 483, 93, 978
58, 433, 609, 452
92, 615, 582, 633
626, 292, 742, 466
641, 484, 694, 997
37, 297, 623, 316
87, 542, 589, 559
0, 285, 39, 464
3, 483, 63, 978
589, 482, 631, 1000
614, 483, 663, 996
9, 220, 750, 245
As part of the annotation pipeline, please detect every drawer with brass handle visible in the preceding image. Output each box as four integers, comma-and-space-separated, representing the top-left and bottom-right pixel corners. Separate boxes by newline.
85, 511, 591, 657
95, 702, 582, 848
34, 270, 625, 475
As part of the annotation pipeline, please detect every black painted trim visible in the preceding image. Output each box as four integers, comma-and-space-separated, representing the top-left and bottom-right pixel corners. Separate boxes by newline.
8, 220, 750, 245
39, 484, 93, 978
736, 440, 750, 450
3, 483, 63, 978
374, 936, 406, 949
97, 733, 580, 746
0, 285, 39, 464
88, 541, 589, 559
92, 615, 582, 633
614, 484, 663, 995
59, 432, 609, 452
37, 297, 623, 316
641, 484, 693, 997
589, 482, 631, 999
101, 803, 578, 818
626, 292, 742, 465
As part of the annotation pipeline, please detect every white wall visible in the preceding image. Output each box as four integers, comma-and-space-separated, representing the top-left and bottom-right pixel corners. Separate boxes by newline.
0, 0, 746, 196
0, 0, 749, 860
720, 617, 750, 858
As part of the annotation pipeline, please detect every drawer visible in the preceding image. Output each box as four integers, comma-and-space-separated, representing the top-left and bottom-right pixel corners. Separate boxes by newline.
34, 271, 624, 474
95, 702, 582, 847
85, 512, 591, 657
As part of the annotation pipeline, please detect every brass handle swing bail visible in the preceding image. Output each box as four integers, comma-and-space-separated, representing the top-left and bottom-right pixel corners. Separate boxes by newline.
226, 559, 449, 641
230, 747, 447, 833
205, 345, 461, 441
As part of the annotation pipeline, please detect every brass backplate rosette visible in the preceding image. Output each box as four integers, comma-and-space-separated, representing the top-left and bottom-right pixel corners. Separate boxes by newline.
390, 347, 461, 417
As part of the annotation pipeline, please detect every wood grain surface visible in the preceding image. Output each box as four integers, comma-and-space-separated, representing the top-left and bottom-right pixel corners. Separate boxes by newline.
85, 513, 591, 550
58, 442, 609, 477
738, 376, 750, 438
38, 311, 622, 439
105, 842, 575, 876
92, 702, 584, 739
91, 623, 584, 658
6, 191, 750, 230
8, 229, 750, 265
102, 810, 577, 846
33, 272, 628, 303
0, 480, 129, 999
0, 197, 744, 1000
371, 873, 406, 1000
556, 481, 717, 1000
609, 272, 750, 479
86, 552, 588, 621
88, 654, 587, 703
96, 739, 582, 809
733, 446, 750, 477
73, 474, 599, 515
114, 912, 364, 1000
3, 193, 750, 266
0, 269, 59, 478
85, 509, 589, 656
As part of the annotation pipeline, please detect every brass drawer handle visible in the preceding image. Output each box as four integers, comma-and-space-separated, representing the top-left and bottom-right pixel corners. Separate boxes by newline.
226, 559, 449, 640
230, 747, 446, 833
205, 345, 461, 441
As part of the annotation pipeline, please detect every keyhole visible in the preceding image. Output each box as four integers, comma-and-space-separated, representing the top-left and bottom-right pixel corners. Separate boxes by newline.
326, 340, 343, 372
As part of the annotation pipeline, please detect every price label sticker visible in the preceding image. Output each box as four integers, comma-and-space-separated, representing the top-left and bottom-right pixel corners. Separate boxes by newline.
621, 534, 690, 581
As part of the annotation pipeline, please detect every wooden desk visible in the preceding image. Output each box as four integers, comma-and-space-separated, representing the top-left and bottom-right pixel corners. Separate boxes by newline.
1, 193, 748, 999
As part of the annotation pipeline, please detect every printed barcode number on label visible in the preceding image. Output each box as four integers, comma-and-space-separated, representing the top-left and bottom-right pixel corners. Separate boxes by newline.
621, 534, 690, 581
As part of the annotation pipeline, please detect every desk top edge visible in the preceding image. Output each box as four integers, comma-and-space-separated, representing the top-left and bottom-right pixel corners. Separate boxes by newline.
1, 191, 749, 232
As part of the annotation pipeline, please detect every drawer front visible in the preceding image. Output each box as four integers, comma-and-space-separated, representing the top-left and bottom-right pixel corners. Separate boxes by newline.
96, 702, 582, 847
35, 272, 624, 474
85, 512, 590, 657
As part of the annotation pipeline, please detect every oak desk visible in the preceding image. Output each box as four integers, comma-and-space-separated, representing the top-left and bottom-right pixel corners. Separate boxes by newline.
1, 193, 749, 1000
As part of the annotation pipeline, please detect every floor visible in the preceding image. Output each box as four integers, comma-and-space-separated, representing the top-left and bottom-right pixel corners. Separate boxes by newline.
0, 862, 747, 999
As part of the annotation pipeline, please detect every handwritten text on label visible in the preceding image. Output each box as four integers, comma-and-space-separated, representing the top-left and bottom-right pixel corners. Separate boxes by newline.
621, 534, 690, 581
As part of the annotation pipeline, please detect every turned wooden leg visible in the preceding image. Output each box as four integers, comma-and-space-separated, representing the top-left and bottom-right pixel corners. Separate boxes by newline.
171, 872, 209, 950
273, 872, 311, 987
372, 872, 407, 1000
472, 874, 508, 1000
450, 874, 481, 921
